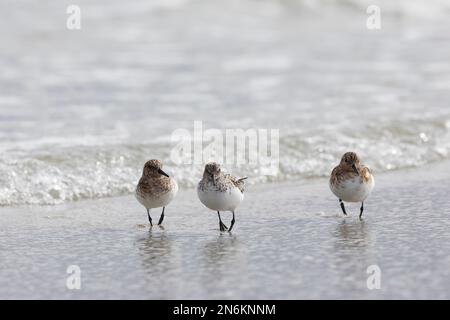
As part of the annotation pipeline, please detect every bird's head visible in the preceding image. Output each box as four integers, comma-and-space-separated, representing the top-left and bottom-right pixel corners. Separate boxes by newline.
340, 152, 361, 176
143, 159, 169, 178
204, 162, 221, 180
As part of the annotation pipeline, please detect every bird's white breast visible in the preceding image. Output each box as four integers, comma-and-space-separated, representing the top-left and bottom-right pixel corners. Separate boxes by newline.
136, 179, 178, 209
197, 183, 243, 212
330, 176, 374, 203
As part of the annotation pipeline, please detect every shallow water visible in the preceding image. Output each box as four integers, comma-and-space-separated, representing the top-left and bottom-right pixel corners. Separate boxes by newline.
1, 0, 450, 205
1, 163, 449, 299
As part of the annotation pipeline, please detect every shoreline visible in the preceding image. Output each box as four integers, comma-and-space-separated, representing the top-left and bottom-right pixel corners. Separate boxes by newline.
3, 158, 450, 211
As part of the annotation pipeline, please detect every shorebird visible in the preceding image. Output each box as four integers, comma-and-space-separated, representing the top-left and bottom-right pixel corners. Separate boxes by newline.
136, 159, 178, 226
197, 162, 247, 232
329, 152, 374, 218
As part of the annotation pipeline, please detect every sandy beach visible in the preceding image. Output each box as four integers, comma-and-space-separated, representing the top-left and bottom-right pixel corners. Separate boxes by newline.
1, 161, 449, 299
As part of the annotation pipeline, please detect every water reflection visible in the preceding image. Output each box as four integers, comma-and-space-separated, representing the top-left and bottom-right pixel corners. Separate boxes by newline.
331, 219, 377, 293
204, 233, 240, 267
199, 233, 249, 298
136, 230, 173, 275
335, 219, 371, 248
134, 230, 182, 298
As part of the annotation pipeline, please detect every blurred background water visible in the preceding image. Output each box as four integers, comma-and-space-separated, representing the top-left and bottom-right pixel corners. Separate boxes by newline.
1, 0, 450, 205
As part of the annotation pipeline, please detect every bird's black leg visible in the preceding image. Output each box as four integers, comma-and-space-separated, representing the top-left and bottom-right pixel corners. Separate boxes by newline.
339, 199, 347, 216
147, 209, 153, 226
158, 207, 165, 225
228, 211, 236, 232
217, 211, 228, 231
359, 202, 364, 219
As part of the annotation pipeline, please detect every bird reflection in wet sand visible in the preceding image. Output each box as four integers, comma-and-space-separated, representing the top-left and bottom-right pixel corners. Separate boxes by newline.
329, 220, 376, 294
204, 234, 240, 266
136, 232, 173, 273
135, 232, 180, 298
335, 219, 371, 247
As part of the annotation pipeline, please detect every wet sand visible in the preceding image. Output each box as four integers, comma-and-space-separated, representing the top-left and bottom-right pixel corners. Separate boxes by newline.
1, 161, 449, 299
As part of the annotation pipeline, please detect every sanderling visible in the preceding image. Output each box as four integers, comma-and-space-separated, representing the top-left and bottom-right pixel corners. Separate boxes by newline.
136, 159, 178, 226
329, 152, 374, 218
197, 162, 247, 232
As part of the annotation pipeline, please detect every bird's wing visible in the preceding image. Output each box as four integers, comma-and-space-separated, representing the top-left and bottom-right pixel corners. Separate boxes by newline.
225, 174, 247, 193
361, 166, 373, 182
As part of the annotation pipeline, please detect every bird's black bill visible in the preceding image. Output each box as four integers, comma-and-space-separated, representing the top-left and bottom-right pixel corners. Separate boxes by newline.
158, 168, 170, 177
352, 163, 360, 176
